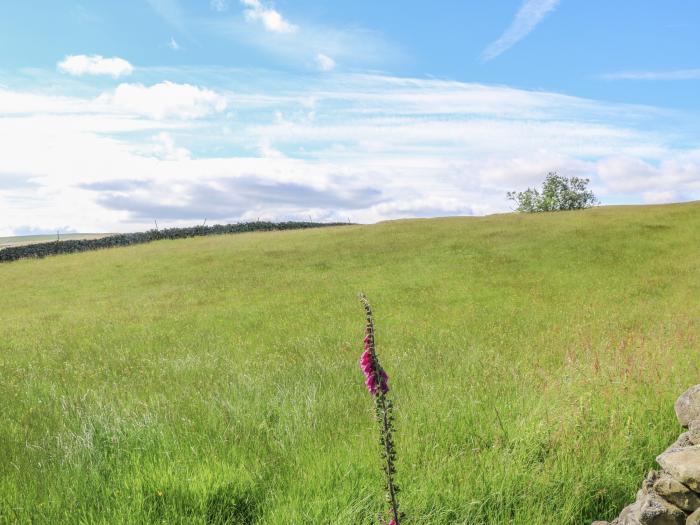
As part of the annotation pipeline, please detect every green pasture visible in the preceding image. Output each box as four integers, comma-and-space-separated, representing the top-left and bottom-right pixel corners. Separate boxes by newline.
2, 203, 700, 524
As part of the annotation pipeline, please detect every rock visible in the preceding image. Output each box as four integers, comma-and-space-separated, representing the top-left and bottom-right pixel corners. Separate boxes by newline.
664, 432, 693, 453
643, 471, 661, 493
637, 491, 686, 525
688, 508, 700, 525
614, 495, 643, 525
653, 472, 700, 512
689, 421, 700, 446
674, 385, 700, 427
612, 490, 685, 525
656, 445, 700, 492
592, 522, 611, 525
615, 496, 643, 525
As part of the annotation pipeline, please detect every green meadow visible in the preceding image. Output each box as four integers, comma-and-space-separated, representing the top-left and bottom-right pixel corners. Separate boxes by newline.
0, 234, 109, 249
2, 203, 700, 524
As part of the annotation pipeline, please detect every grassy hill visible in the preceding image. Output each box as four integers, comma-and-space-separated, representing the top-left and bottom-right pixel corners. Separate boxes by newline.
2, 203, 700, 524
0, 233, 110, 249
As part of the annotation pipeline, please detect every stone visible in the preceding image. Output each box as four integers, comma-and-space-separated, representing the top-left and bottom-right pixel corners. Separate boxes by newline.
664, 432, 693, 453
653, 472, 700, 512
614, 497, 642, 525
643, 471, 660, 493
689, 421, 700, 446
611, 490, 685, 525
656, 445, 700, 492
688, 508, 700, 525
674, 385, 700, 427
637, 491, 686, 525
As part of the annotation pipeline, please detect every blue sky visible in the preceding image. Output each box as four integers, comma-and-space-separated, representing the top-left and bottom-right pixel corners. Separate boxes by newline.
1, 0, 700, 234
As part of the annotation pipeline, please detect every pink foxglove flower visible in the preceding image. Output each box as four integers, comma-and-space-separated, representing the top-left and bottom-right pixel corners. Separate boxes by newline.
360, 349, 389, 396
359, 294, 404, 525
359, 330, 389, 395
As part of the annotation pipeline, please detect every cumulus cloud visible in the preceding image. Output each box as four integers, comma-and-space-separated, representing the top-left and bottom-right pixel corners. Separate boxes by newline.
97, 81, 228, 119
315, 53, 335, 72
57, 54, 134, 78
168, 37, 181, 50
241, 0, 297, 34
482, 0, 560, 61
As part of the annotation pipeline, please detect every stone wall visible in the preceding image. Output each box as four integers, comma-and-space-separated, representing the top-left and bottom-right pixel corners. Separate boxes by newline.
593, 385, 700, 525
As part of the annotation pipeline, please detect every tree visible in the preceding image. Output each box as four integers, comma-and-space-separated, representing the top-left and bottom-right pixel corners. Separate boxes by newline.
507, 172, 597, 213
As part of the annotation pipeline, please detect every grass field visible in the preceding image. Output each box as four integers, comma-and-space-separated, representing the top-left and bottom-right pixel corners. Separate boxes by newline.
0, 234, 110, 249
2, 203, 700, 524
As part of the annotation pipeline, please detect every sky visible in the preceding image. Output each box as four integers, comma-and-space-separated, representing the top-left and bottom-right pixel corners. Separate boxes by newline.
1, 0, 700, 235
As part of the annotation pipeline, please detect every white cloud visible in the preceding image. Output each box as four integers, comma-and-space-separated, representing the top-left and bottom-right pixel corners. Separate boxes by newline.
57, 55, 134, 78
602, 69, 700, 81
168, 37, 181, 51
0, 87, 88, 114
597, 156, 660, 192
2, 71, 700, 234
315, 53, 335, 72
97, 81, 228, 119
210, 0, 228, 11
597, 155, 700, 199
206, 14, 401, 69
643, 190, 679, 204
482, 0, 560, 61
257, 139, 286, 158
145, 132, 192, 161
241, 0, 297, 34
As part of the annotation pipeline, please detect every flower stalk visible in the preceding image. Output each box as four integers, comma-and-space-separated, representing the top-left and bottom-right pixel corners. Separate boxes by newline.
359, 294, 403, 525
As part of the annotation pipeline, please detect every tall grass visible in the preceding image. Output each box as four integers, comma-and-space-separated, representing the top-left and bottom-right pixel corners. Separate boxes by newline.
1, 202, 700, 523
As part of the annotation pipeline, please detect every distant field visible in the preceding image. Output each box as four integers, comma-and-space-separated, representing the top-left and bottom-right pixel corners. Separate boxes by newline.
0, 233, 110, 249
2, 203, 700, 524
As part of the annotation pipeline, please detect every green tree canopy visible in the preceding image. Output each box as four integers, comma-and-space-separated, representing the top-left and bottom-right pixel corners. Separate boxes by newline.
507, 172, 598, 213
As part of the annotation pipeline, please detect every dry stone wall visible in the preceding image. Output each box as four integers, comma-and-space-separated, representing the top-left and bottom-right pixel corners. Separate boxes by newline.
593, 385, 700, 525
0, 221, 347, 263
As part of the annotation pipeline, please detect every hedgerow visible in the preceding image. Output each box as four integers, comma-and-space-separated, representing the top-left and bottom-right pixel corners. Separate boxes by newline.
0, 221, 347, 263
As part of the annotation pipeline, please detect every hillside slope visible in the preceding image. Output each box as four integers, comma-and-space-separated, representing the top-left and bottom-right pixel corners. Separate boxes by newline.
0, 233, 110, 249
2, 203, 700, 524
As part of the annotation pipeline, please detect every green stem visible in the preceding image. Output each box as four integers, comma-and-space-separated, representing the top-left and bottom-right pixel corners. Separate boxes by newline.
377, 393, 400, 525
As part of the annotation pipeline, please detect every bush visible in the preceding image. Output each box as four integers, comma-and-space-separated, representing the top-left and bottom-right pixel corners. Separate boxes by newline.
507, 172, 597, 213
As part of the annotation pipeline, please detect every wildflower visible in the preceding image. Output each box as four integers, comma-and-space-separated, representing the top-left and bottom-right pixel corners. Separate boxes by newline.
359, 327, 389, 395
358, 294, 404, 525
